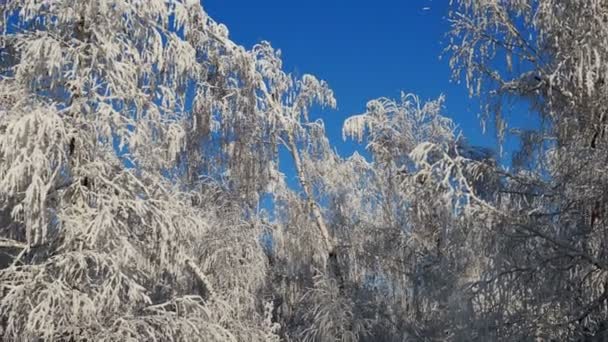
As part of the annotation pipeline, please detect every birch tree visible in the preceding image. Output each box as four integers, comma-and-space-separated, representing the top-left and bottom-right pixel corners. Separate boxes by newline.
0, 1, 279, 340
448, 0, 608, 339
338, 93, 495, 341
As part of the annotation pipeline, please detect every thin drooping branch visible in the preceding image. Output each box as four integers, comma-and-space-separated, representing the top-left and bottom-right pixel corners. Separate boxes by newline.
185, 258, 215, 301
0, 238, 27, 249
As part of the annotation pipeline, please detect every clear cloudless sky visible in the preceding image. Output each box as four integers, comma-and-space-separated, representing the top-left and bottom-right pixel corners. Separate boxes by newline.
202, 0, 502, 161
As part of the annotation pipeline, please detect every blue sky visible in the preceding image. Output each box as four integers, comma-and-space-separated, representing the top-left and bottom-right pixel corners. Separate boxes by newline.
204, 0, 497, 158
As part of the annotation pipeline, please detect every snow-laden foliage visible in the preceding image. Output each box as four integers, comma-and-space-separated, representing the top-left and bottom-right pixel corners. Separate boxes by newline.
255, 92, 495, 341
0, 1, 279, 340
447, 0, 608, 339
3, 0, 608, 340
336, 95, 493, 341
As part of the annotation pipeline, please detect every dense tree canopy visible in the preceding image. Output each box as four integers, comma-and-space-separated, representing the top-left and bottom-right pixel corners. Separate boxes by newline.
1, 0, 607, 341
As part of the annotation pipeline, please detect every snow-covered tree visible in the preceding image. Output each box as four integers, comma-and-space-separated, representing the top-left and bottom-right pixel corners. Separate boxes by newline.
0, 1, 280, 340
5, 0, 607, 340
0, 0, 343, 340
259, 91, 493, 341
448, 0, 608, 339
337, 93, 494, 341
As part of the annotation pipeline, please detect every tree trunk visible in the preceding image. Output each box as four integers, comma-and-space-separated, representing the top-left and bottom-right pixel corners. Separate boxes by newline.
286, 132, 344, 289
